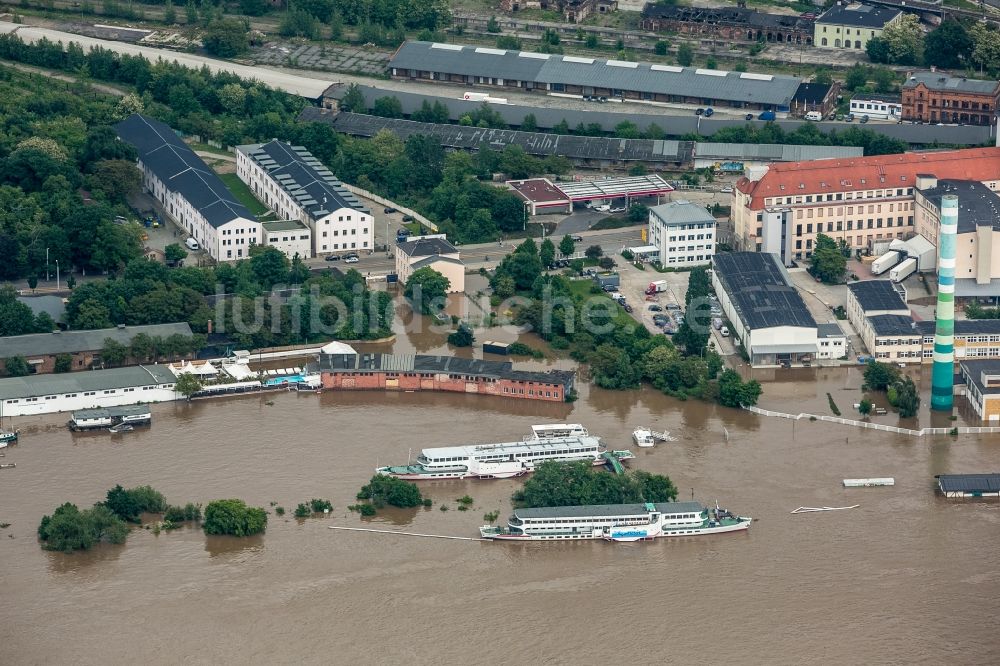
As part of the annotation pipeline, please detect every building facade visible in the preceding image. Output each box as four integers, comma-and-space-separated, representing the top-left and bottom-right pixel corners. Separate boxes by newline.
647, 200, 716, 268
0, 323, 194, 376
732, 147, 1000, 258
236, 140, 373, 258
901, 72, 1000, 126
814, 3, 901, 51
262, 219, 312, 259
640, 5, 814, 45
959, 360, 1000, 421
115, 114, 261, 263
395, 235, 465, 293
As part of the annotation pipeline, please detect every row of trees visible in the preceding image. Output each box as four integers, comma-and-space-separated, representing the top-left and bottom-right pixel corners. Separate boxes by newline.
0, 286, 59, 336
870, 17, 1000, 76
513, 461, 678, 508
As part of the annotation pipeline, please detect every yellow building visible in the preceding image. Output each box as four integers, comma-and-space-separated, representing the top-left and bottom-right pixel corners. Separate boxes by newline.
814, 3, 901, 51
395, 235, 466, 294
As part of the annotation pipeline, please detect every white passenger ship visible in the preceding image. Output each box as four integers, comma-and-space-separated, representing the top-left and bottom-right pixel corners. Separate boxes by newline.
480, 501, 752, 542
377, 424, 633, 480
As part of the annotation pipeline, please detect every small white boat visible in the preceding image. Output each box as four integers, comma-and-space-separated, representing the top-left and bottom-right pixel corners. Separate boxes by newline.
633, 427, 656, 448
108, 423, 135, 434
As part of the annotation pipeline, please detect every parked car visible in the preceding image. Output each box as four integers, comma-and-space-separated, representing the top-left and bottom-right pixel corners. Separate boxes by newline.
652, 315, 669, 326
860, 115, 869, 124
623, 304, 633, 313
665, 303, 681, 311
595, 204, 611, 213
720, 186, 733, 194
325, 254, 341, 261
758, 111, 776, 121
345, 256, 360, 264
745, 113, 753, 121
383, 206, 397, 214
598, 96, 608, 103
720, 326, 730, 337
609, 206, 626, 214
703, 107, 714, 117
602, 284, 616, 292
648, 304, 662, 312
571, 235, 583, 242
695, 108, 705, 116
344, 252, 359, 259
402, 214, 415, 222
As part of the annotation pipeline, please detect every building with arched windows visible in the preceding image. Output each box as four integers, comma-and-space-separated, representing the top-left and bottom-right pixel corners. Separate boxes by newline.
813, 3, 901, 51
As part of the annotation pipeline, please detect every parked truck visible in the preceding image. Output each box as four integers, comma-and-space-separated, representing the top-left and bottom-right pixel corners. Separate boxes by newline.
871, 250, 902, 276
889, 257, 917, 283
646, 280, 667, 295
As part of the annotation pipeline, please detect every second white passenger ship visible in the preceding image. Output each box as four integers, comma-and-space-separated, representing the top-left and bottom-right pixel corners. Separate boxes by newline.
376, 424, 635, 480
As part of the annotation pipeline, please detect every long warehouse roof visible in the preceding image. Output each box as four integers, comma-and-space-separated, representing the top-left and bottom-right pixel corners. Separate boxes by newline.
389, 41, 802, 107
713, 252, 817, 330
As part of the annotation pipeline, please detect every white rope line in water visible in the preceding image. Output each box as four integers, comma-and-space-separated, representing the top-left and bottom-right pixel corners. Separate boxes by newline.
328, 525, 486, 541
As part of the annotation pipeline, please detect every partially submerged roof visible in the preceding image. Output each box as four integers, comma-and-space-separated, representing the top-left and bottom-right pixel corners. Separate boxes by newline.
712, 252, 817, 330
936, 473, 1000, 493
389, 41, 802, 107
0, 365, 177, 401
0, 323, 193, 359
115, 114, 256, 228
847, 281, 907, 313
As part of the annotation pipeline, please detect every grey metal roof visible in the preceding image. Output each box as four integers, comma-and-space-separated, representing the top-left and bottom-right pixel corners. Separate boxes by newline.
239, 140, 369, 220
916, 179, 1000, 234
868, 314, 918, 336
72, 404, 151, 419
114, 114, 256, 228
389, 41, 801, 107
847, 281, 907, 313
316, 83, 993, 146
816, 3, 901, 28
695, 143, 863, 162
0, 365, 177, 401
817, 322, 845, 338
1, 323, 193, 358
649, 200, 715, 227
712, 252, 817, 330
16, 295, 66, 324
311, 351, 574, 387
915, 319, 1000, 336
409, 255, 464, 270
397, 237, 458, 257
514, 501, 704, 519
903, 72, 1000, 96
936, 473, 1000, 493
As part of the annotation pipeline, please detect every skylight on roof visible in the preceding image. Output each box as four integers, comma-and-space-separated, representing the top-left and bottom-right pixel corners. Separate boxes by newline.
563, 56, 594, 64
519, 52, 550, 60
695, 69, 728, 77
650, 64, 683, 73
606, 60, 638, 69
740, 72, 774, 82
475, 47, 506, 55
431, 43, 463, 51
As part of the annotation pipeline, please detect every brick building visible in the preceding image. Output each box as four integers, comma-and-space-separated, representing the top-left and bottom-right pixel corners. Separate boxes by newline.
313, 351, 575, 401
498, 0, 617, 22
0, 323, 194, 376
901, 72, 1000, 126
641, 5, 814, 45
732, 147, 1000, 259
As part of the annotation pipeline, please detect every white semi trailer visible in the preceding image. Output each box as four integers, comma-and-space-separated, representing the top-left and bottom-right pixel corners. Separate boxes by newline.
871, 250, 901, 276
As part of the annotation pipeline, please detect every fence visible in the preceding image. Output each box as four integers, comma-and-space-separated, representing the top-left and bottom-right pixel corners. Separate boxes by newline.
745, 405, 1000, 438
340, 183, 438, 233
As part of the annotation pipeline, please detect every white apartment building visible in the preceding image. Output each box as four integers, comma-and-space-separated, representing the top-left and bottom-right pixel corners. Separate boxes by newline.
732, 148, 1000, 260
115, 114, 261, 263
647, 200, 716, 268
236, 140, 373, 258
262, 219, 312, 259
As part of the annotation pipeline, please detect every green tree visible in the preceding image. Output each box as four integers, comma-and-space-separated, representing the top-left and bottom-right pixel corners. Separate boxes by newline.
405, 266, 450, 314
654, 40, 669, 56
585, 245, 603, 259
614, 120, 640, 139
357, 475, 424, 508
705, 55, 717, 70
866, 37, 890, 64
858, 398, 873, 416
202, 499, 268, 536
202, 19, 250, 57
559, 234, 575, 257
279, 9, 321, 39
0, 285, 39, 335
515, 460, 677, 508
174, 373, 203, 397
540, 238, 556, 267
871, 67, 896, 94
589, 344, 639, 389
924, 20, 973, 69
163, 0, 176, 24
447, 323, 474, 347
340, 83, 367, 113
844, 63, 869, 90
27, 275, 38, 292
863, 360, 901, 392
494, 240, 542, 291
881, 14, 924, 65
104, 484, 166, 522
101, 338, 129, 367
892, 376, 920, 418
809, 234, 846, 284
4, 356, 31, 377
239, 0, 269, 16
486, 15, 500, 33
87, 159, 141, 202
970, 22, 1000, 75
38, 503, 128, 552
521, 113, 538, 132
185, 0, 197, 25
249, 246, 290, 288
814, 69, 833, 86
165, 243, 188, 264
54, 354, 73, 373
372, 96, 404, 118
585, 34, 599, 49
677, 43, 693, 67
717, 369, 762, 408
628, 203, 649, 223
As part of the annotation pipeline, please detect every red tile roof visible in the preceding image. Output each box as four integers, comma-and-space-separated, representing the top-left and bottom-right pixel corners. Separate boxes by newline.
509, 178, 571, 204
737, 147, 1000, 210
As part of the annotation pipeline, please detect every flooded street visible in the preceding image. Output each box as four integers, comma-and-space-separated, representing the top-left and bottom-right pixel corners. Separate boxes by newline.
1, 369, 999, 664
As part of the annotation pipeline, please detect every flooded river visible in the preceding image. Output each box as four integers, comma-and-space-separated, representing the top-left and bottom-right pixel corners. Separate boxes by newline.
1, 365, 999, 664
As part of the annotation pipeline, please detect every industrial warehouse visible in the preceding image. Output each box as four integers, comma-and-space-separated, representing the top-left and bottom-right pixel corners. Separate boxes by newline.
388, 41, 803, 112
301, 108, 860, 171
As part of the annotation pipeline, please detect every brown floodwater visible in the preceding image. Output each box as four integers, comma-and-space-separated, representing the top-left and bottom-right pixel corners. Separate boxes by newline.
1, 359, 999, 665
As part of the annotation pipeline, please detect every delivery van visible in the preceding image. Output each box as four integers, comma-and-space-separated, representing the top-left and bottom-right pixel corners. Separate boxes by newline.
805, 111, 823, 121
